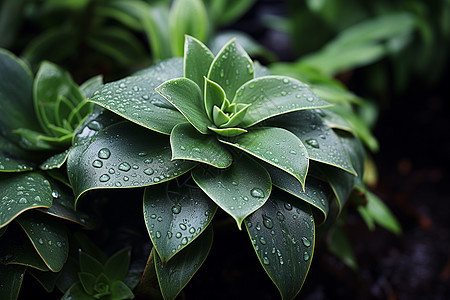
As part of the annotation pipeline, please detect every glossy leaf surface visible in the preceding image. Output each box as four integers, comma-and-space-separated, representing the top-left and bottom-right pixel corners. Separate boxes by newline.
170, 123, 232, 168
221, 127, 309, 188
184, 35, 214, 94
235, 76, 330, 127
17, 211, 68, 272
67, 121, 195, 202
155, 78, 210, 134
245, 191, 315, 300
0, 172, 53, 228
0, 264, 26, 300
39, 149, 70, 170
144, 182, 217, 263
155, 225, 213, 300
90, 58, 187, 135
0, 152, 33, 173
192, 155, 271, 229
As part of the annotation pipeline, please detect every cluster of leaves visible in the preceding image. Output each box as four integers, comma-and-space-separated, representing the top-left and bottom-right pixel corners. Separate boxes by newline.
58, 35, 369, 299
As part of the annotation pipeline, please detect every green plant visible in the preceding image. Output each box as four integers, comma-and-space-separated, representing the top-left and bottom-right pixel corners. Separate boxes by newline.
62, 35, 368, 299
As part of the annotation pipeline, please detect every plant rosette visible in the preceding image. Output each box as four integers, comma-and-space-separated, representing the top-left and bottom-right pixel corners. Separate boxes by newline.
69, 35, 365, 299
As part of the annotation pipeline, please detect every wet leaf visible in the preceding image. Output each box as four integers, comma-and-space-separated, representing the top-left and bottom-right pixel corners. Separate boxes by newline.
0, 152, 33, 173
90, 58, 187, 135
170, 123, 232, 168
39, 149, 70, 170
155, 78, 210, 134
144, 182, 217, 263
155, 225, 213, 300
16, 211, 68, 272
184, 35, 214, 94
192, 154, 271, 229
208, 38, 254, 99
67, 121, 195, 203
234, 76, 331, 127
245, 191, 315, 300
0, 264, 26, 300
80, 75, 103, 99
0, 172, 53, 228
221, 127, 309, 188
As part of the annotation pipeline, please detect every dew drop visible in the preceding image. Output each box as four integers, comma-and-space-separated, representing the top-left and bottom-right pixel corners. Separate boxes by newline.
144, 168, 154, 175
38, 238, 44, 245
181, 237, 188, 245
263, 256, 270, 265
262, 215, 274, 229
250, 188, 265, 198
167, 231, 173, 238
18, 198, 27, 204
306, 139, 320, 148
87, 121, 101, 131
180, 145, 186, 150
171, 204, 181, 214
118, 162, 131, 172
98, 148, 111, 159
179, 223, 187, 230
284, 202, 292, 210
92, 160, 103, 168
150, 214, 157, 219
302, 237, 311, 247
52, 190, 60, 199
176, 232, 182, 238
108, 168, 115, 174
276, 211, 285, 222
259, 237, 267, 245
34, 196, 41, 202
99, 174, 110, 182
303, 252, 310, 261
155, 231, 161, 238
189, 227, 196, 234
123, 176, 129, 181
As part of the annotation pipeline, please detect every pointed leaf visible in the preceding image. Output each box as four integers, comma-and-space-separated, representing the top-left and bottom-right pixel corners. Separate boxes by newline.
155, 78, 211, 134
79, 252, 104, 277
111, 280, 134, 300
204, 77, 226, 120
220, 127, 309, 188
269, 110, 356, 175
184, 35, 214, 94
192, 155, 271, 229
29, 265, 65, 292
221, 103, 251, 128
0, 264, 26, 300
212, 105, 230, 127
208, 126, 247, 137
40, 149, 70, 170
0, 152, 33, 173
328, 225, 358, 271
78, 272, 96, 295
90, 58, 187, 135
170, 123, 232, 168
234, 76, 331, 127
0, 49, 41, 147
67, 121, 196, 202
362, 191, 402, 235
144, 182, 217, 263
0, 172, 53, 228
208, 39, 254, 99
61, 282, 92, 300
17, 211, 69, 272
105, 247, 132, 281
265, 164, 331, 224
155, 225, 213, 300
245, 190, 315, 300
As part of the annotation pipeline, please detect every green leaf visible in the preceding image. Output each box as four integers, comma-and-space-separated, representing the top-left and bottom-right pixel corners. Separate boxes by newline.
269, 110, 356, 175
40, 149, 70, 170
79, 252, 104, 278
78, 272, 96, 295
0, 151, 33, 173
0, 172, 53, 228
205, 0, 256, 26
362, 191, 402, 235
12, 128, 70, 151
245, 190, 315, 300
80, 75, 103, 99
90, 58, 186, 135
67, 121, 195, 202
62, 282, 92, 300
220, 127, 309, 188
143, 182, 217, 263
0, 264, 26, 300
141, 4, 172, 61
204, 77, 226, 121
234, 76, 331, 127
328, 225, 358, 271
338, 133, 365, 187
192, 154, 271, 229
16, 211, 68, 272
265, 164, 331, 224
208, 38, 254, 99
0, 49, 41, 146
170, 123, 232, 168
34, 61, 84, 135
28, 267, 61, 292
155, 225, 213, 300
104, 247, 131, 282
110, 280, 134, 300
184, 35, 214, 95
169, 0, 209, 57
55, 94, 76, 129
207, 126, 247, 137
155, 78, 211, 134
212, 105, 230, 126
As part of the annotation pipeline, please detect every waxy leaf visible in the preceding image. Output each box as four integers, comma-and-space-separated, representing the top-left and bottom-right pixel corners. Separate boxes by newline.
245, 191, 315, 300
208, 39, 254, 99
170, 123, 232, 168
234, 76, 331, 127
184, 35, 214, 94
40, 149, 70, 170
264, 164, 331, 224
0, 172, 53, 228
269, 110, 356, 175
0, 49, 41, 147
144, 182, 217, 263
204, 77, 226, 121
220, 127, 309, 188
155, 225, 213, 300
208, 126, 247, 137
0, 152, 33, 173
16, 211, 69, 272
68, 121, 196, 202
104, 247, 132, 281
192, 155, 271, 229
80, 75, 104, 99
0, 264, 26, 300
90, 58, 187, 135
156, 78, 211, 134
